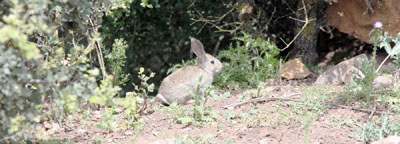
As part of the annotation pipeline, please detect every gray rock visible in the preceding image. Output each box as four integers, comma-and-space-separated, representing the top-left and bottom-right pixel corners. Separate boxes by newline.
373, 75, 394, 89
315, 54, 368, 85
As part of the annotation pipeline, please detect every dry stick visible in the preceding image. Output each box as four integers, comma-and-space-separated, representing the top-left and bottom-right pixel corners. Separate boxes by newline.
88, 16, 107, 80
331, 104, 393, 115
223, 93, 302, 109
376, 54, 391, 73
94, 42, 107, 80
369, 108, 376, 120
223, 93, 394, 115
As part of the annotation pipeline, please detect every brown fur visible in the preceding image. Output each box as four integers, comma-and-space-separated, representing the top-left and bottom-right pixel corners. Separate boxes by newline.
156, 37, 223, 105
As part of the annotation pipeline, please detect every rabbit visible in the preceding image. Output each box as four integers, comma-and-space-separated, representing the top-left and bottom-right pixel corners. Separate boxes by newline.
156, 37, 223, 105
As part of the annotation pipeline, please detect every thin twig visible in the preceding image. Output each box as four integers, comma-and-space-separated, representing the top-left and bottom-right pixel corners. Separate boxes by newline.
191, 6, 240, 34
88, 14, 107, 80
94, 41, 107, 80
265, 7, 276, 28
376, 54, 390, 73
288, 16, 306, 23
223, 93, 394, 116
280, 0, 315, 51
223, 93, 301, 109
279, 37, 288, 45
330, 104, 393, 115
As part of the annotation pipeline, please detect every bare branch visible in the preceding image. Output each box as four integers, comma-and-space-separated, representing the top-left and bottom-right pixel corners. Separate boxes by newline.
223, 93, 301, 109
280, 0, 315, 51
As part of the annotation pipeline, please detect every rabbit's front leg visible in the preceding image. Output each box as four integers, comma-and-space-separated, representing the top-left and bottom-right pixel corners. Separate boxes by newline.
186, 88, 205, 104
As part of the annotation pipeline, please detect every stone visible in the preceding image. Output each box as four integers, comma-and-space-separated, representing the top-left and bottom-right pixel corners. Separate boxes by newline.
259, 138, 269, 144
280, 58, 312, 80
315, 54, 368, 85
373, 75, 394, 89
371, 136, 400, 144
340, 65, 365, 83
316, 64, 365, 84
335, 54, 369, 70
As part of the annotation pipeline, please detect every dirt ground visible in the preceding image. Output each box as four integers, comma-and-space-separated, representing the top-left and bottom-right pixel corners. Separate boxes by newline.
47, 77, 385, 144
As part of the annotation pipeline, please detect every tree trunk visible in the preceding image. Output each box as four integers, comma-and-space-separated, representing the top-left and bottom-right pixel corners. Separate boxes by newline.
292, 0, 319, 64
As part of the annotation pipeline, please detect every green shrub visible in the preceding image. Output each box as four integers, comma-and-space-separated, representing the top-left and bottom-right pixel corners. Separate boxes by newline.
106, 38, 130, 87
350, 115, 400, 143
90, 75, 121, 107
346, 59, 376, 105
90, 67, 155, 132
345, 23, 400, 106
0, 0, 138, 142
215, 33, 280, 88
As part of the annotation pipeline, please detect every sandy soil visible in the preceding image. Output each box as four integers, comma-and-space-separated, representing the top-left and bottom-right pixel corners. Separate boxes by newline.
49, 79, 379, 144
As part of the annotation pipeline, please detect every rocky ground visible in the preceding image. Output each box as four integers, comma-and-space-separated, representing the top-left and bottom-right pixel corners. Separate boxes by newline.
42, 75, 400, 144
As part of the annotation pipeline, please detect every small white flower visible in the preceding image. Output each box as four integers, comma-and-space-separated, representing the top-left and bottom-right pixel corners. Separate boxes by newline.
374, 21, 383, 28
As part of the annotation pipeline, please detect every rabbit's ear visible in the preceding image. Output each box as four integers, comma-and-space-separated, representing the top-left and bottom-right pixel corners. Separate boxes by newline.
190, 37, 207, 63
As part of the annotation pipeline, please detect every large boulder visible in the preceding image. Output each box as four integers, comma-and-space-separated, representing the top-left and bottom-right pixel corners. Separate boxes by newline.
326, 0, 400, 43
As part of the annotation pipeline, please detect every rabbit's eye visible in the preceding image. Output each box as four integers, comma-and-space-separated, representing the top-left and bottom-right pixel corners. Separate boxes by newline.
210, 60, 215, 64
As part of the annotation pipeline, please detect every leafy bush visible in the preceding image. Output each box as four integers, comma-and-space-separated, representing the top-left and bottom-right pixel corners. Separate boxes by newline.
90, 67, 155, 132
215, 33, 280, 88
106, 38, 130, 87
0, 0, 154, 142
0, 0, 105, 141
90, 76, 121, 107
0, 45, 100, 141
350, 115, 400, 143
